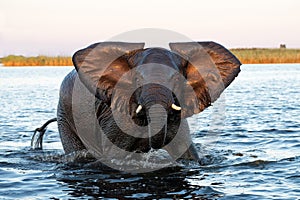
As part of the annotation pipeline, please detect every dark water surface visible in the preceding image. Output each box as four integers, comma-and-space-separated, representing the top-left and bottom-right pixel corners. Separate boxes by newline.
0, 64, 299, 199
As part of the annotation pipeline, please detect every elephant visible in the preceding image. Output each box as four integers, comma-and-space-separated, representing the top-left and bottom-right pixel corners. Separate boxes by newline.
34, 41, 241, 165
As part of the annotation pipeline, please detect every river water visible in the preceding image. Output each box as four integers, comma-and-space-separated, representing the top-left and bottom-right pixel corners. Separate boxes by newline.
0, 64, 299, 199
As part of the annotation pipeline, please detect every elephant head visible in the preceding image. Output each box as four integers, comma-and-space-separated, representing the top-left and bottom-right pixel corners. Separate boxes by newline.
72, 42, 240, 123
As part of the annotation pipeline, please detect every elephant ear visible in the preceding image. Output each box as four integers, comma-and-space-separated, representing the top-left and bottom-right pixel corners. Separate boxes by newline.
72, 42, 145, 103
170, 42, 241, 117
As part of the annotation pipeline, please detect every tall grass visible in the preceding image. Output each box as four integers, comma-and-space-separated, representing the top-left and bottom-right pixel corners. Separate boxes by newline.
0, 55, 73, 66
1, 49, 300, 66
231, 48, 300, 64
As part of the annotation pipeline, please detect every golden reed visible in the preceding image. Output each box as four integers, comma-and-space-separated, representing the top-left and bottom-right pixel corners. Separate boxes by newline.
1, 49, 300, 66
231, 48, 300, 64
0, 55, 72, 66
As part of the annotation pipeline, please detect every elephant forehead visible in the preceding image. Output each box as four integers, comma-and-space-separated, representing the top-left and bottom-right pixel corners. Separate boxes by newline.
142, 48, 172, 58
136, 64, 177, 79
138, 48, 179, 67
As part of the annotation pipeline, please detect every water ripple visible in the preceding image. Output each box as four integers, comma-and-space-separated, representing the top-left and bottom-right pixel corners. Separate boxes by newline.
0, 65, 300, 199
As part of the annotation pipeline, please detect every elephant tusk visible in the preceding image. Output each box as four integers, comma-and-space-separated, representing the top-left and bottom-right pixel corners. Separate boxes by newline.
171, 104, 181, 111
136, 105, 143, 114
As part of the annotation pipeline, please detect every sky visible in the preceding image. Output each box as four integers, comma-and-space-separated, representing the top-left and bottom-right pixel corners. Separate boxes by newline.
0, 0, 300, 56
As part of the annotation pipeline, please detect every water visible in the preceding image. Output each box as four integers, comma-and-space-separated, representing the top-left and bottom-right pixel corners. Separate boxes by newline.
0, 64, 299, 199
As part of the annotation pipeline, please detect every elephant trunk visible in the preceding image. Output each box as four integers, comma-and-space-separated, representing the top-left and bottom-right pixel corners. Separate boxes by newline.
138, 84, 174, 148
147, 104, 168, 148
139, 84, 173, 112
135, 84, 182, 116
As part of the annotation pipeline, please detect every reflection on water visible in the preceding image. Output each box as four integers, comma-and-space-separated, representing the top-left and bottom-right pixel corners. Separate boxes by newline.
0, 65, 299, 199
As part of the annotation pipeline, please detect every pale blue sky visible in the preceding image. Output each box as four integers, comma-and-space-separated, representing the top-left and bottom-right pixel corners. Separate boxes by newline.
0, 0, 299, 56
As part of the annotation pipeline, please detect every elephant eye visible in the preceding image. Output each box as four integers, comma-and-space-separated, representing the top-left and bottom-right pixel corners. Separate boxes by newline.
135, 77, 141, 85
208, 72, 219, 83
172, 74, 181, 83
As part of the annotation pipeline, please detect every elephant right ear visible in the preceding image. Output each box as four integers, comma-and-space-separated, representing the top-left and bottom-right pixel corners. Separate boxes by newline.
170, 42, 241, 118
72, 42, 145, 103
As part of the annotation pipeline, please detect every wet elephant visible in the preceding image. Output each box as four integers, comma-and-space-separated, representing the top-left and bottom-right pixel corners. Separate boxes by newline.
56, 41, 241, 163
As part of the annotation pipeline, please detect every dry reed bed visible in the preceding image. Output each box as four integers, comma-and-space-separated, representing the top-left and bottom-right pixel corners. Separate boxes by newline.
231, 48, 300, 64
1, 49, 300, 66
0, 55, 72, 66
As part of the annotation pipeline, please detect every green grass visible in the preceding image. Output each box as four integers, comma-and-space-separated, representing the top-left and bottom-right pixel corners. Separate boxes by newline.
1, 49, 300, 66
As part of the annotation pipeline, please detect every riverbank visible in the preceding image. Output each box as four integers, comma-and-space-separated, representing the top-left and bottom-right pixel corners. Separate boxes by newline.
231, 48, 300, 64
0, 55, 72, 66
1, 48, 300, 66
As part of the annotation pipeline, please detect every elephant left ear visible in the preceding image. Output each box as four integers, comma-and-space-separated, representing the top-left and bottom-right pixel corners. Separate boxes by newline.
72, 42, 145, 103
170, 42, 241, 117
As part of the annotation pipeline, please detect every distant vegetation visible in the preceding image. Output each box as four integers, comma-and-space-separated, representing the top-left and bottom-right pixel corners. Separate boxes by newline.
1, 48, 300, 66
0, 55, 72, 66
231, 48, 300, 64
